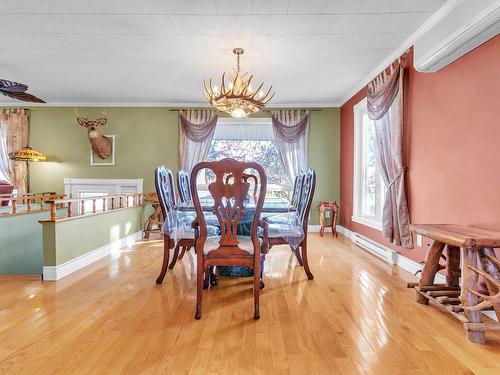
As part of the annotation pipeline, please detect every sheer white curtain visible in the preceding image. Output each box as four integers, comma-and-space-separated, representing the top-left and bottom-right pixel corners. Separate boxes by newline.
179, 110, 218, 173
271, 110, 309, 184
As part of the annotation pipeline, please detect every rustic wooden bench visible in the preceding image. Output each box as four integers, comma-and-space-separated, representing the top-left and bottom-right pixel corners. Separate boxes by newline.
408, 224, 500, 343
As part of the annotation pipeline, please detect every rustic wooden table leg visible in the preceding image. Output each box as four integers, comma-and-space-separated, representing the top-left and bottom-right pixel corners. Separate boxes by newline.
446, 245, 461, 287
417, 240, 446, 304
462, 247, 485, 343
479, 247, 500, 321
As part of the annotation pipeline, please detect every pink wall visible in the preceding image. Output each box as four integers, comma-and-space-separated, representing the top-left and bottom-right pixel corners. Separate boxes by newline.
340, 36, 500, 262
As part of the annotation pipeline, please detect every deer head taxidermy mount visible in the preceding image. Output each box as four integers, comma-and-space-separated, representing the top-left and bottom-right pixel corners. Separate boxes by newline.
74, 108, 112, 159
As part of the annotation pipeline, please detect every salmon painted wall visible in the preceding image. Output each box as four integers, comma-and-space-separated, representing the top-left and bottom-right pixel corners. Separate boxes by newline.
340, 36, 500, 262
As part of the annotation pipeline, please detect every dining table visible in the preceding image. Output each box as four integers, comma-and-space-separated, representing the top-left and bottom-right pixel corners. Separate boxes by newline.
164, 195, 299, 282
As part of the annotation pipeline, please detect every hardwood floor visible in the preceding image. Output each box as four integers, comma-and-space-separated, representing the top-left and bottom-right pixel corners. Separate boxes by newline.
0, 234, 499, 374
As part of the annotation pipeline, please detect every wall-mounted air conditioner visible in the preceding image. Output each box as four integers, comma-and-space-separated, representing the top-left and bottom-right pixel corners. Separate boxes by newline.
414, 0, 499, 73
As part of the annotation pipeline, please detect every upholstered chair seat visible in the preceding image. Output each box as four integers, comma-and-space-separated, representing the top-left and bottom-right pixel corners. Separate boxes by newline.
267, 223, 302, 239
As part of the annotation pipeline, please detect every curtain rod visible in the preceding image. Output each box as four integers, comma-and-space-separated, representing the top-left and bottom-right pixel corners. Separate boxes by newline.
372, 47, 411, 82
263, 108, 322, 112
168, 108, 322, 112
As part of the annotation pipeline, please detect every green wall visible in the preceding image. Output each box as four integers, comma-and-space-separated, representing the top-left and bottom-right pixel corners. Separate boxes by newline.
28, 107, 179, 194
41, 206, 145, 266
308, 109, 340, 224
0, 209, 58, 275
8, 106, 340, 225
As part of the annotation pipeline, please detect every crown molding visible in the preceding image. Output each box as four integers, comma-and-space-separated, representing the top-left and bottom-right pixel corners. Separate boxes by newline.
0, 102, 211, 108
0, 101, 341, 109
338, 0, 462, 106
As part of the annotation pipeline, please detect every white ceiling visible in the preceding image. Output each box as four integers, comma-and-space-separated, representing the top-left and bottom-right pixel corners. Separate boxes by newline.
0, 0, 448, 106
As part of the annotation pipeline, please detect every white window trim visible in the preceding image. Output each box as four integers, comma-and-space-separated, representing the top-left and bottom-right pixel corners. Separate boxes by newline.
352, 97, 383, 231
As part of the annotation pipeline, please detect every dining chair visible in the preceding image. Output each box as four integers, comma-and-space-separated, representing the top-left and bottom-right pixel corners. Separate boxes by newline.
291, 171, 305, 209
225, 172, 258, 196
177, 169, 192, 203
266, 172, 304, 224
267, 168, 316, 280
154, 166, 195, 283
190, 158, 269, 320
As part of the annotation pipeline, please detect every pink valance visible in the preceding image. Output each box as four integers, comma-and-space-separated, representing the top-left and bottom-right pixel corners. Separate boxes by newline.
271, 110, 309, 184
271, 113, 309, 143
367, 59, 405, 120
179, 110, 218, 142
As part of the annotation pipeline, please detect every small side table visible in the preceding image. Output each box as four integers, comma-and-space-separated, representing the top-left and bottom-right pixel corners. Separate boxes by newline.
318, 201, 338, 237
409, 224, 500, 343
143, 194, 164, 239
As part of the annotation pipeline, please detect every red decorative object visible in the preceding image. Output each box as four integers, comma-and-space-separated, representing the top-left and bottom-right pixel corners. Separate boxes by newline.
318, 201, 338, 237
0, 181, 14, 206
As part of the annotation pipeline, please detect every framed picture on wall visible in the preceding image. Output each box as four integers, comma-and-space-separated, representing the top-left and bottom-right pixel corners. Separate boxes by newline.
90, 134, 116, 166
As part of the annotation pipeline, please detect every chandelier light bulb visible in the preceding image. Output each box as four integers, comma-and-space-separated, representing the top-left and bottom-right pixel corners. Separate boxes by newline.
231, 107, 246, 118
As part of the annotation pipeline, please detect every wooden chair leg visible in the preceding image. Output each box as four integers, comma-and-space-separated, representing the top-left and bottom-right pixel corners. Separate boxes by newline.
253, 256, 261, 320
178, 246, 187, 260
462, 248, 485, 343
260, 255, 266, 290
168, 244, 181, 269
301, 238, 314, 280
292, 245, 304, 266
195, 255, 204, 320
209, 266, 218, 287
203, 266, 210, 289
156, 235, 171, 284
416, 240, 445, 304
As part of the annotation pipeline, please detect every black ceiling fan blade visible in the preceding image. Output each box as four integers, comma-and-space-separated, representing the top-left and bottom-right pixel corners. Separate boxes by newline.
0, 79, 28, 93
0, 89, 46, 103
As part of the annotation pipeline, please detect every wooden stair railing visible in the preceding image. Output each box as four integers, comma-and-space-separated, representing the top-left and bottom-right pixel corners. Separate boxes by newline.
45, 193, 147, 222
0, 192, 66, 216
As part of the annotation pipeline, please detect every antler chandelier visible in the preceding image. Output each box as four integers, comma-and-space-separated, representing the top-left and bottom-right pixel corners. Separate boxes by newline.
204, 48, 274, 118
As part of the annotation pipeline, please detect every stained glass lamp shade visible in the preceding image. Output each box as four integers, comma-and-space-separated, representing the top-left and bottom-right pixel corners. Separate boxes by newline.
9, 146, 47, 162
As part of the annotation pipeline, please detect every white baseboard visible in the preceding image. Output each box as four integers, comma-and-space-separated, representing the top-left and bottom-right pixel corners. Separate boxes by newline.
43, 231, 143, 281
308, 224, 320, 232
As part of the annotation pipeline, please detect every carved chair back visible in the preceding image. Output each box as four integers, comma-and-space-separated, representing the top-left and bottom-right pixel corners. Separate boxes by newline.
191, 158, 267, 254
290, 171, 305, 209
177, 169, 191, 203
224, 172, 258, 196
154, 166, 176, 220
295, 169, 316, 231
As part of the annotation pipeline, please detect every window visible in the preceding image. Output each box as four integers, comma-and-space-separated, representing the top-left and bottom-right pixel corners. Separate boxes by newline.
204, 118, 291, 198
352, 98, 385, 230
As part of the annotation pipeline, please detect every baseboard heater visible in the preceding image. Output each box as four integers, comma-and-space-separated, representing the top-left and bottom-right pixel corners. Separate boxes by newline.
351, 232, 397, 264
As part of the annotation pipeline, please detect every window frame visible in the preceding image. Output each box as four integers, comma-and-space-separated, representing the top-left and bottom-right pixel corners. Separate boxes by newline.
352, 97, 384, 231
202, 117, 292, 195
